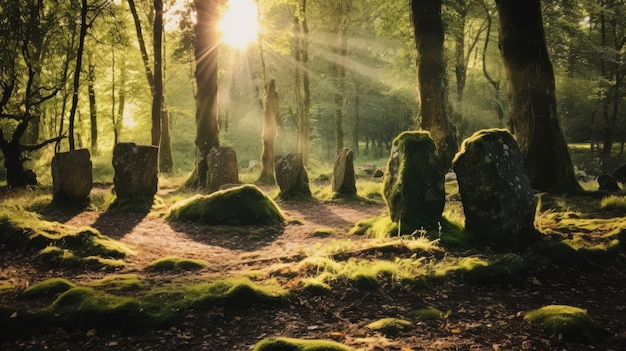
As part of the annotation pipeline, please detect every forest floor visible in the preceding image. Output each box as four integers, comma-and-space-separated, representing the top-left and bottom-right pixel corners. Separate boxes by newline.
0, 182, 625, 351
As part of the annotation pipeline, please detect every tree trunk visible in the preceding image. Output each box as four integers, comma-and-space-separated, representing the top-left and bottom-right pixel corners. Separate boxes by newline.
191, 0, 220, 188
88, 58, 98, 155
258, 79, 278, 184
115, 53, 126, 145
294, 0, 310, 166
352, 83, 360, 157
480, 0, 505, 128
410, 0, 458, 168
68, 0, 88, 151
333, 21, 347, 151
495, 0, 580, 192
152, 0, 163, 150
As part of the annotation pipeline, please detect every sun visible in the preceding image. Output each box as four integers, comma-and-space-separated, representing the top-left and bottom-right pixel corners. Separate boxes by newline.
219, 0, 260, 49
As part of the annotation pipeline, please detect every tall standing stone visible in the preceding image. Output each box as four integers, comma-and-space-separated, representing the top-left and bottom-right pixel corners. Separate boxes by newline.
452, 129, 538, 249
51, 149, 93, 202
275, 153, 311, 199
112, 143, 159, 199
332, 148, 357, 196
206, 146, 239, 193
383, 131, 445, 231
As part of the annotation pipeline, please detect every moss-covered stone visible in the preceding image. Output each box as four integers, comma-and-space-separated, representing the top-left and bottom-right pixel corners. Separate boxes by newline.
275, 153, 312, 200
254, 337, 353, 351
366, 317, 413, 336
453, 129, 539, 250
524, 305, 599, 342
23, 278, 76, 299
146, 256, 207, 272
383, 131, 445, 232
165, 184, 285, 226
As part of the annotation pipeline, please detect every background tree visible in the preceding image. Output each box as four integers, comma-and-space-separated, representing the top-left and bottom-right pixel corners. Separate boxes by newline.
0, 0, 69, 186
495, 0, 579, 192
189, 0, 220, 188
411, 0, 458, 167
294, 0, 311, 166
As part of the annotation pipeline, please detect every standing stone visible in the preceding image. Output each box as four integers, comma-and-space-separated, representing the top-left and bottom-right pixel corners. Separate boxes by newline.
332, 148, 357, 196
383, 131, 445, 231
51, 149, 93, 202
113, 143, 158, 199
275, 153, 311, 199
452, 129, 537, 249
206, 146, 239, 193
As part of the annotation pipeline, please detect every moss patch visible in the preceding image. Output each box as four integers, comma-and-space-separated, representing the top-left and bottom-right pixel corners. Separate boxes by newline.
39, 246, 126, 271
166, 185, 285, 226
254, 337, 353, 351
23, 278, 75, 299
524, 305, 598, 342
409, 307, 445, 320
89, 274, 147, 292
146, 256, 207, 272
366, 317, 413, 336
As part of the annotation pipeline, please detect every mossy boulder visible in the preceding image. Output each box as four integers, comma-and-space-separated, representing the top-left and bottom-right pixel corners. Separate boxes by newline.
166, 184, 284, 226
275, 153, 312, 200
524, 305, 599, 342
453, 129, 538, 250
383, 131, 445, 232
254, 337, 353, 351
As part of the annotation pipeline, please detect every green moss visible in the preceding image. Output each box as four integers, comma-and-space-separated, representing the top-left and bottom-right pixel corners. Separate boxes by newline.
39, 246, 126, 270
312, 227, 335, 237
463, 253, 528, 286
146, 256, 207, 272
108, 196, 156, 213
409, 307, 444, 320
89, 274, 147, 292
535, 237, 621, 266
300, 277, 332, 295
166, 185, 285, 226
254, 337, 353, 351
366, 317, 412, 336
223, 278, 285, 308
42, 287, 142, 327
524, 305, 598, 342
23, 278, 75, 299
600, 195, 626, 210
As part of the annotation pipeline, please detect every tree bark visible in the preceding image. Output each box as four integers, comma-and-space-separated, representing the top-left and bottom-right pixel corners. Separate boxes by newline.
88, 57, 98, 155
258, 79, 278, 184
68, 0, 88, 151
294, 0, 310, 166
495, 0, 580, 192
152, 0, 163, 151
333, 20, 348, 151
191, 0, 220, 188
410, 0, 458, 168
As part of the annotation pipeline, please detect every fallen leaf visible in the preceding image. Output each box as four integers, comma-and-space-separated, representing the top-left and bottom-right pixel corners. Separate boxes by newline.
106, 341, 119, 347
531, 277, 542, 285
450, 328, 462, 334
86, 329, 97, 337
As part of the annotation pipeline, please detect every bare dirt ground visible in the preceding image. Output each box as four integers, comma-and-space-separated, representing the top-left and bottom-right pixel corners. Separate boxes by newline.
1, 185, 625, 351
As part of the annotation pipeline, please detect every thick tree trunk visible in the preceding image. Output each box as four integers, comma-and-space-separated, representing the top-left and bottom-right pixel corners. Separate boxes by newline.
294, 0, 310, 166
258, 79, 278, 184
191, 0, 220, 188
495, 0, 580, 192
411, 0, 458, 168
